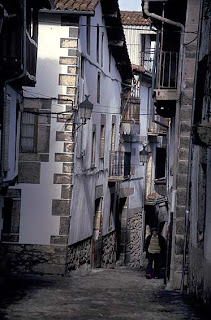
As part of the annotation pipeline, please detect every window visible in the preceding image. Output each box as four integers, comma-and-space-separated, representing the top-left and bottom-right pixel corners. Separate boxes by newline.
101, 32, 104, 67
111, 124, 115, 152
20, 112, 37, 152
109, 49, 112, 72
109, 124, 116, 176
140, 35, 146, 67
96, 24, 100, 63
91, 131, 96, 166
124, 152, 131, 177
97, 72, 101, 103
86, 16, 91, 55
99, 125, 105, 158
155, 148, 166, 178
81, 56, 85, 79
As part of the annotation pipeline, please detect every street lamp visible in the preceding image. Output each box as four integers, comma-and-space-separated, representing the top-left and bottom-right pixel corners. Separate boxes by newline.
79, 95, 93, 124
139, 145, 149, 166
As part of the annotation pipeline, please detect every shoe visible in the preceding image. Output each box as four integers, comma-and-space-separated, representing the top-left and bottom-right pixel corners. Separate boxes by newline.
154, 276, 159, 279
146, 274, 151, 279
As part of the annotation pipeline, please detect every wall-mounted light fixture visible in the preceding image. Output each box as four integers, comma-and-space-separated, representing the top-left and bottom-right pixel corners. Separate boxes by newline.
139, 145, 150, 166
79, 95, 93, 124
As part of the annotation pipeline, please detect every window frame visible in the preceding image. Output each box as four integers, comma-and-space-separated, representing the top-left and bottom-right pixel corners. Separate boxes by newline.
20, 110, 38, 153
96, 24, 100, 63
99, 124, 105, 159
97, 72, 101, 104
101, 32, 104, 68
91, 130, 96, 166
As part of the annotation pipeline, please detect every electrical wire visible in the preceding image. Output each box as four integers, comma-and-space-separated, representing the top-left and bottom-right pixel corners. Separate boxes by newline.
23, 88, 74, 104
23, 87, 154, 117
36, 19, 198, 34
184, 36, 198, 46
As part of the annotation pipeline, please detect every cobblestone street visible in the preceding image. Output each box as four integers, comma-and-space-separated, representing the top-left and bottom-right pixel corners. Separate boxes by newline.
0, 267, 207, 320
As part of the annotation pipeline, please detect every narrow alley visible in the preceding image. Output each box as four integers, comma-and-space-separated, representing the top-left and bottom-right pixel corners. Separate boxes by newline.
0, 268, 206, 320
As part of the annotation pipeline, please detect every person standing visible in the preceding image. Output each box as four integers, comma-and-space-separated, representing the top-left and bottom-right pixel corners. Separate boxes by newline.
145, 227, 166, 279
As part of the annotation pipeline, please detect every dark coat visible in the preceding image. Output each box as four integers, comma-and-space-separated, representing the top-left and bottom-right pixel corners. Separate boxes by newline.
145, 234, 166, 258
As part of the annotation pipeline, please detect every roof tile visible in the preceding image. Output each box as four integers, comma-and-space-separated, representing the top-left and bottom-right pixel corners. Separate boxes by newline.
121, 11, 150, 26
53, 0, 100, 11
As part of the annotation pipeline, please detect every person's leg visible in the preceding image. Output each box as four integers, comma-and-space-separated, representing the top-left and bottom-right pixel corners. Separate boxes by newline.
146, 254, 153, 278
154, 253, 160, 278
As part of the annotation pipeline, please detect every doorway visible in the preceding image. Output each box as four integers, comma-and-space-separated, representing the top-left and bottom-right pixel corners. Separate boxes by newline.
115, 197, 127, 262
91, 198, 103, 268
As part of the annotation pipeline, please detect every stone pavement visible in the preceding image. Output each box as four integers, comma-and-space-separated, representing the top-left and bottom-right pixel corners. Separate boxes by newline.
0, 267, 208, 320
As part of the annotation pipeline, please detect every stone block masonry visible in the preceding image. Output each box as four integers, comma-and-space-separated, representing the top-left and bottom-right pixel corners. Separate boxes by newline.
0, 244, 67, 275
171, 0, 201, 289
101, 231, 116, 268
66, 238, 92, 273
125, 212, 143, 268
50, 25, 79, 252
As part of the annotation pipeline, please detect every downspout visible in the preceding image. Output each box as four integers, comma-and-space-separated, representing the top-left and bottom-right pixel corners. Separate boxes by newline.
180, 0, 203, 294
0, 0, 27, 188
143, 0, 185, 287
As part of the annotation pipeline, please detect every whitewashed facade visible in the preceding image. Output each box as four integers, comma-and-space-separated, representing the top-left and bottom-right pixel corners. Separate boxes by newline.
1, 0, 132, 274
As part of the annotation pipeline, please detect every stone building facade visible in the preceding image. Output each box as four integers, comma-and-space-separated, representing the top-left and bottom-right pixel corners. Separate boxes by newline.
142, 0, 211, 303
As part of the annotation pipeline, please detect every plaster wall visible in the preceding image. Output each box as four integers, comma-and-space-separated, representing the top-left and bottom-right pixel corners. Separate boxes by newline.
69, 3, 122, 244
12, 14, 73, 245
15, 112, 66, 244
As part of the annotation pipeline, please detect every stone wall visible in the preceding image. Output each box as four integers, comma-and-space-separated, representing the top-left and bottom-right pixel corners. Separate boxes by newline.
101, 231, 116, 268
0, 244, 67, 275
125, 212, 143, 268
66, 237, 92, 273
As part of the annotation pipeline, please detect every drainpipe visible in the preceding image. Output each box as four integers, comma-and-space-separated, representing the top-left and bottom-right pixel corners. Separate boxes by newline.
143, 0, 185, 288
0, 0, 27, 189
180, 0, 203, 294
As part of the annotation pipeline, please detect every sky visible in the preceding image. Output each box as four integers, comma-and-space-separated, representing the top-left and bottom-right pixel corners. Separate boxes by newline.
118, 0, 142, 11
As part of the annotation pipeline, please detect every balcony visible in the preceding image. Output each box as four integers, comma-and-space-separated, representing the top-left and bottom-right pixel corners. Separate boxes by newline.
154, 51, 179, 117
108, 151, 131, 182
24, 31, 38, 86
148, 116, 169, 136
0, 22, 37, 86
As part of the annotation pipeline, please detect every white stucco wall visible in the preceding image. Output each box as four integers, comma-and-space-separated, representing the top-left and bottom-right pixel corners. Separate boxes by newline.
13, 2, 124, 246
15, 14, 74, 244
69, 3, 122, 244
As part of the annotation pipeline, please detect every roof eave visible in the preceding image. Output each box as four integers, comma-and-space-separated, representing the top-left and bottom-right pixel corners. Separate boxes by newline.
40, 9, 95, 16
